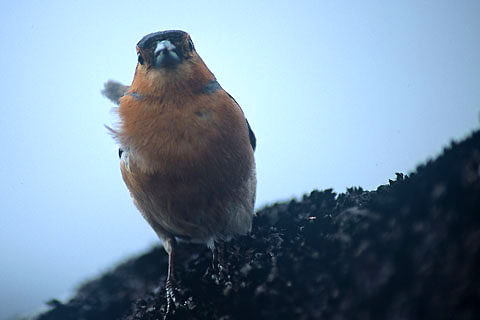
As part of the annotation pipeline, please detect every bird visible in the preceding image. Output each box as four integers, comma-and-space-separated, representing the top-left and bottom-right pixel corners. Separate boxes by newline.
103, 30, 256, 315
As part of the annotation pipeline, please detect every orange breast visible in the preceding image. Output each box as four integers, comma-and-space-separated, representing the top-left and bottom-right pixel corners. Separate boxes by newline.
116, 88, 254, 239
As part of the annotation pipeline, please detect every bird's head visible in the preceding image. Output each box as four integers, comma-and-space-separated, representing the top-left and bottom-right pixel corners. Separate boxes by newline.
136, 30, 195, 69
131, 30, 213, 93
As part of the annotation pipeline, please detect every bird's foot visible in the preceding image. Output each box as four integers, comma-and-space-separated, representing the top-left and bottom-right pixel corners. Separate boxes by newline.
210, 260, 231, 286
211, 241, 228, 275
212, 258, 224, 274
164, 278, 177, 319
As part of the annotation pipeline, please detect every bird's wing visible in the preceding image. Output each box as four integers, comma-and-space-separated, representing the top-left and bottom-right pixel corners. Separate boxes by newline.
102, 80, 129, 105
225, 92, 256, 151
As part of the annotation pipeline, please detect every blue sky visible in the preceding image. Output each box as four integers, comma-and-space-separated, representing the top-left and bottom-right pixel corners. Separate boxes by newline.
0, 1, 479, 319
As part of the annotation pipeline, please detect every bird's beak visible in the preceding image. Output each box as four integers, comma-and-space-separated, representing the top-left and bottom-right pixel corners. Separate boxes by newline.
154, 40, 181, 68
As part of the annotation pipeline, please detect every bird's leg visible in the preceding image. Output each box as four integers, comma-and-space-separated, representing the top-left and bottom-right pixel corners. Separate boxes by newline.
163, 237, 177, 318
212, 240, 226, 273
212, 243, 218, 272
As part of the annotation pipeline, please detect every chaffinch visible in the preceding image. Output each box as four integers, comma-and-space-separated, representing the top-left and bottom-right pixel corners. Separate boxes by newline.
103, 30, 256, 316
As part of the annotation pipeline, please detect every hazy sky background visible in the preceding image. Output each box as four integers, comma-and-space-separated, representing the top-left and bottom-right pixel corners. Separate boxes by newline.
1, 1, 479, 319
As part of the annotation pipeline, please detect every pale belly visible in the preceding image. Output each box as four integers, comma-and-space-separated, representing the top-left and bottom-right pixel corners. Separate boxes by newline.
121, 150, 256, 244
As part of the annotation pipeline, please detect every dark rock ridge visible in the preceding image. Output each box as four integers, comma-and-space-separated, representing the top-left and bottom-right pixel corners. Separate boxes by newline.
37, 129, 480, 320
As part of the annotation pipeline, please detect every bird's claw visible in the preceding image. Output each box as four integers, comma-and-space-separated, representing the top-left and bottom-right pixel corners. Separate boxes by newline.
164, 279, 177, 319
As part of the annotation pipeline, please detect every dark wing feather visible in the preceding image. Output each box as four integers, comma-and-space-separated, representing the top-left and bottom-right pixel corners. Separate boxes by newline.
225, 92, 256, 151
245, 119, 256, 151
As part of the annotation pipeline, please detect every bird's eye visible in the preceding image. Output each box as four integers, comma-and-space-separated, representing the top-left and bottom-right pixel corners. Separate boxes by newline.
188, 39, 194, 52
137, 52, 144, 65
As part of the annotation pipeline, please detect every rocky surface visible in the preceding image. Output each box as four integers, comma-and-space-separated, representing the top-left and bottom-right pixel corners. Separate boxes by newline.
36, 129, 480, 320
